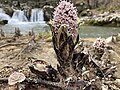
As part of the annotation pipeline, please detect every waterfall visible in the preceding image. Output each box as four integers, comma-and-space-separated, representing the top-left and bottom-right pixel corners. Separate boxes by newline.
8, 10, 28, 24
0, 8, 10, 21
12, 10, 28, 22
0, 13, 11, 21
30, 8, 45, 23
0, 8, 5, 13
8, 8, 45, 24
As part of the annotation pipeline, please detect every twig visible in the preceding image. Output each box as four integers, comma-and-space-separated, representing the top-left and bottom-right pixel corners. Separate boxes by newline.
0, 42, 28, 48
0, 78, 75, 90
14, 44, 29, 58
89, 55, 105, 77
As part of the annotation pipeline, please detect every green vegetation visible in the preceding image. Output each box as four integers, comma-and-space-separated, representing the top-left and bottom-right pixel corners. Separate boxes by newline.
39, 31, 52, 41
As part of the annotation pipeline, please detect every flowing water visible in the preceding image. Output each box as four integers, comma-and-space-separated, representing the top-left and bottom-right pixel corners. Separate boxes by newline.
0, 8, 5, 13
0, 8, 10, 21
8, 10, 28, 24
1, 8, 47, 35
1, 24, 120, 38
8, 8, 45, 24
2, 22, 48, 35
0, 7, 120, 38
79, 26, 120, 38
30, 8, 45, 23
0, 7, 48, 35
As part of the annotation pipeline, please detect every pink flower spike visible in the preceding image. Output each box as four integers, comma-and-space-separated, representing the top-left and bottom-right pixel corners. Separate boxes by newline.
53, 0, 78, 37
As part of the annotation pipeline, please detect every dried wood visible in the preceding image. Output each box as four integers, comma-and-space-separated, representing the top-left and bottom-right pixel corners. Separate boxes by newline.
0, 42, 28, 48
0, 78, 75, 90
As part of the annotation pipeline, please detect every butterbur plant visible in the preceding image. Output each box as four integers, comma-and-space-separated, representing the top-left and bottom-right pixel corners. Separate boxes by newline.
51, 0, 80, 83
93, 37, 107, 50
53, 0, 78, 37
49, 1, 88, 89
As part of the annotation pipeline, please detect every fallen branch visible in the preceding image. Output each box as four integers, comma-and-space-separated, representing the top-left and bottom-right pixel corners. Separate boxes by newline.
0, 42, 28, 48
13, 44, 29, 59
0, 78, 74, 90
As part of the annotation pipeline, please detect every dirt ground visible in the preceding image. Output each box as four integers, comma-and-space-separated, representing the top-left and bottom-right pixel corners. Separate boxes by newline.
0, 35, 58, 78
0, 34, 120, 90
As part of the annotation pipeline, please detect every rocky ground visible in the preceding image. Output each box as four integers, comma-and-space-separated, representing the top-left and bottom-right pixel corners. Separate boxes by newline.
0, 33, 120, 89
79, 11, 120, 27
0, 34, 58, 78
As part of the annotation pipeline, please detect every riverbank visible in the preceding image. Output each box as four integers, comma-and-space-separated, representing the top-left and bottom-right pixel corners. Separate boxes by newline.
0, 33, 120, 89
79, 11, 120, 27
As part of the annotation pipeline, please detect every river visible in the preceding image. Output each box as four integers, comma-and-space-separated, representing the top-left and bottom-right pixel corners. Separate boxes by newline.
1, 23, 120, 38
79, 26, 120, 38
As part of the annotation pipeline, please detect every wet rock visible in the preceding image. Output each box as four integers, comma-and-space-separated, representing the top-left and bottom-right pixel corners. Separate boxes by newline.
116, 33, 120, 41
0, 20, 8, 25
80, 12, 120, 26
43, 5, 54, 22
3, 6, 14, 17
106, 36, 116, 44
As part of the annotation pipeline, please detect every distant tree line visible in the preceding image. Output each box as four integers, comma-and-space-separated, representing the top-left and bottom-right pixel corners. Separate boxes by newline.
0, 0, 59, 6
77, 0, 113, 9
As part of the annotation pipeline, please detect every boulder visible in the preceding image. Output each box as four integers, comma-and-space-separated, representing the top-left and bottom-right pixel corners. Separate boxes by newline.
106, 36, 116, 44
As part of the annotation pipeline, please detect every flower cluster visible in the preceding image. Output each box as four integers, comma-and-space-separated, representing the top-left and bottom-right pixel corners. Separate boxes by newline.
93, 38, 106, 49
53, 0, 78, 37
